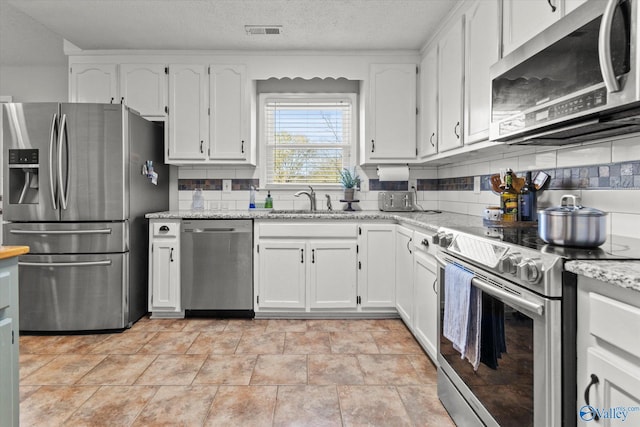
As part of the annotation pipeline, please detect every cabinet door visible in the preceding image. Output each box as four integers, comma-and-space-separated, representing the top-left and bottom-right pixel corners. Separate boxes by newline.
209, 64, 249, 161
150, 241, 180, 311
167, 64, 208, 161
258, 241, 306, 309
309, 241, 357, 309
578, 348, 640, 424
502, 0, 561, 56
438, 17, 464, 152
0, 318, 15, 427
419, 45, 438, 158
367, 64, 417, 161
464, 0, 499, 144
358, 224, 396, 308
395, 226, 414, 326
69, 63, 118, 103
413, 250, 438, 362
119, 64, 167, 117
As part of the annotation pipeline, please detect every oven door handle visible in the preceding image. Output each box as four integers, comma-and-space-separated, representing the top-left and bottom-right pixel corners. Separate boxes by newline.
436, 254, 544, 316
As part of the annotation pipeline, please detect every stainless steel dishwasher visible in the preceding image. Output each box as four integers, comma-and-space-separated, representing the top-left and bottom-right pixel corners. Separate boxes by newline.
181, 219, 254, 317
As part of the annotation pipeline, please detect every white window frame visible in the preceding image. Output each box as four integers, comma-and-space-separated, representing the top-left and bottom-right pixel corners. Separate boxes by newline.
259, 92, 358, 189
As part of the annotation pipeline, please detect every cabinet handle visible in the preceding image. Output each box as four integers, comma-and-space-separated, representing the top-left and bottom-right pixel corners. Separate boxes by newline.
584, 374, 600, 420
547, 0, 557, 12
301, 248, 304, 263
454, 122, 460, 139
312, 249, 315, 263
430, 132, 435, 147
120, 97, 124, 104
241, 140, 245, 153
407, 237, 413, 254
159, 225, 170, 232
200, 141, 204, 153
170, 248, 174, 262
110, 97, 114, 104
371, 139, 375, 152
433, 279, 438, 294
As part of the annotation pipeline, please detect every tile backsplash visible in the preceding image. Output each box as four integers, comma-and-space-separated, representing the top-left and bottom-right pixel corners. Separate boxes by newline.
174, 133, 640, 238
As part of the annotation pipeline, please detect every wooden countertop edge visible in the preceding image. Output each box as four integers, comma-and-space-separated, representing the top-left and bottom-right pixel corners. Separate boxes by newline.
0, 246, 30, 260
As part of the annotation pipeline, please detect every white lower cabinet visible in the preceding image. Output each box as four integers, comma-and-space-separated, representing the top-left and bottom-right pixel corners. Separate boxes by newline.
412, 234, 438, 362
257, 240, 307, 309
0, 257, 20, 427
395, 225, 414, 326
148, 220, 182, 317
357, 224, 396, 308
577, 276, 640, 425
255, 223, 358, 313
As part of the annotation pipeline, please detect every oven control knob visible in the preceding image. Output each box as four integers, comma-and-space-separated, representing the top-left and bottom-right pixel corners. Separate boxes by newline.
499, 253, 521, 275
517, 259, 542, 283
434, 231, 450, 247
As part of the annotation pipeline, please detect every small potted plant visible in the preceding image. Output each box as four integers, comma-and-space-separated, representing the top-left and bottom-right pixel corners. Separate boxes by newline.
339, 167, 361, 201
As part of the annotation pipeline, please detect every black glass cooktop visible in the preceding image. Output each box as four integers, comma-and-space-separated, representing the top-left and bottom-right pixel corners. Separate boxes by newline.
450, 222, 640, 261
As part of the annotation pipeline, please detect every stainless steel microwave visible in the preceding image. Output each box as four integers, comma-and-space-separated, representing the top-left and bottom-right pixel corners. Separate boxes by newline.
490, 0, 640, 145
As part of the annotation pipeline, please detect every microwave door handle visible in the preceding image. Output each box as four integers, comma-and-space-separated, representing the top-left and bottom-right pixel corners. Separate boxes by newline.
598, 0, 622, 92
57, 113, 69, 210
49, 113, 58, 210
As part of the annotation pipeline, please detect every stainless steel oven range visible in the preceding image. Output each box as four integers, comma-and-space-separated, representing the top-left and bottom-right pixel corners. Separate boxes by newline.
433, 226, 571, 427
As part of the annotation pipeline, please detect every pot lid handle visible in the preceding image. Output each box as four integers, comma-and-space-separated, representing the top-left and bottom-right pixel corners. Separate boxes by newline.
560, 194, 582, 210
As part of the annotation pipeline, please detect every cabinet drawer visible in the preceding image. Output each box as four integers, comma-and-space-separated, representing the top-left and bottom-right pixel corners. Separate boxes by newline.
152, 222, 179, 237
589, 292, 640, 356
259, 223, 357, 238
0, 271, 10, 311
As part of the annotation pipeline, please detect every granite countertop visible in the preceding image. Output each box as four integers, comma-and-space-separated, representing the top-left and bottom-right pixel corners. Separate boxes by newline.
145, 209, 485, 232
0, 246, 29, 260
565, 260, 640, 292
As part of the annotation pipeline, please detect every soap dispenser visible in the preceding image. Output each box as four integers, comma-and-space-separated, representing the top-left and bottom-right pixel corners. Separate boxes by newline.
249, 186, 256, 209
265, 191, 273, 209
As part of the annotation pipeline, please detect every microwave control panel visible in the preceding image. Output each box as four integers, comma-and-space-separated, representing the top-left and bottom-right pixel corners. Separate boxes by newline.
499, 87, 607, 136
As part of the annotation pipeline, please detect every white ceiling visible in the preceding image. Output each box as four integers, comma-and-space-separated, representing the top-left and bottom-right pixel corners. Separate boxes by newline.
1, 0, 461, 65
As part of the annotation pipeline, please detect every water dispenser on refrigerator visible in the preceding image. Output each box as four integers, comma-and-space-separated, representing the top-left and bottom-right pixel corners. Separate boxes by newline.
8, 149, 39, 205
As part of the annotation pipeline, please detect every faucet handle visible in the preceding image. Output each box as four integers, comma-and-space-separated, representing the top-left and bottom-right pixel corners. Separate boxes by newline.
325, 194, 333, 211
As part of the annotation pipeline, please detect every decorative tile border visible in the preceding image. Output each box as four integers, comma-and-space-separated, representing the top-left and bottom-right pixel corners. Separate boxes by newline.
368, 179, 408, 191
178, 178, 259, 191
430, 160, 640, 192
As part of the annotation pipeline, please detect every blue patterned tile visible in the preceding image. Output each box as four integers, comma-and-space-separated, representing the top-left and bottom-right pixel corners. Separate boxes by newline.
621, 163, 634, 176
599, 177, 610, 187
599, 166, 610, 177
621, 175, 634, 188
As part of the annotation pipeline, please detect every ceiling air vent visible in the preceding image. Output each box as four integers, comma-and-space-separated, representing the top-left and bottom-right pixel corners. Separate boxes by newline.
245, 25, 283, 35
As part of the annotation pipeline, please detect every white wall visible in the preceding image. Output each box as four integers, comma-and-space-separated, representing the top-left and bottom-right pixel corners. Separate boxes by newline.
0, 65, 67, 102
434, 134, 640, 238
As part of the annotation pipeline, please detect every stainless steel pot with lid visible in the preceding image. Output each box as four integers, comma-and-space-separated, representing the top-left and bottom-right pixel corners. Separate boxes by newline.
538, 195, 607, 247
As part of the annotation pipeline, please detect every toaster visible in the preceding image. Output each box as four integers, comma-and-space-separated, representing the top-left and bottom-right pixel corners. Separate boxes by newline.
378, 191, 414, 211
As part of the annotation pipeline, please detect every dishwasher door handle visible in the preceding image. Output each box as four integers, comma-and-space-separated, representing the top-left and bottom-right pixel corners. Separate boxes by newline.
184, 228, 236, 233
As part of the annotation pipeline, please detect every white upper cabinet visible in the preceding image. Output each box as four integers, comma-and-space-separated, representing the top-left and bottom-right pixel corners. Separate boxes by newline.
69, 63, 117, 103
437, 16, 465, 153
364, 63, 417, 163
167, 64, 209, 161
464, 0, 499, 144
209, 64, 251, 162
418, 45, 438, 158
502, 0, 587, 56
119, 64, 167, 117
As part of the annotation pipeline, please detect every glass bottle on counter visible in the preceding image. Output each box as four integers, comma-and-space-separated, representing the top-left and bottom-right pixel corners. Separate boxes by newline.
501, 170, 518, 222
518, 171, 537, 222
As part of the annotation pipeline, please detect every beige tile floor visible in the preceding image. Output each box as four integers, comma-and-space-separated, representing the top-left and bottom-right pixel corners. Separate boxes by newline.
19, 317, 455, 426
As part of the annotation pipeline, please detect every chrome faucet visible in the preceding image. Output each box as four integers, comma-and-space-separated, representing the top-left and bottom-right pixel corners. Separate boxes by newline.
294, 186, 317, 211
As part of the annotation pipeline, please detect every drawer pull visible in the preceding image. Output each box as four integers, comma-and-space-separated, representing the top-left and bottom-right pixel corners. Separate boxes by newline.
159, 225, 170, 232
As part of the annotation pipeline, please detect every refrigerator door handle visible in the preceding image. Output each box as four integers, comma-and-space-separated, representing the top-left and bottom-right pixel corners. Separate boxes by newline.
49, 113, 58, 210
58, 113, 69, 210
19, 260, 112, 268
10, 228, 113, 235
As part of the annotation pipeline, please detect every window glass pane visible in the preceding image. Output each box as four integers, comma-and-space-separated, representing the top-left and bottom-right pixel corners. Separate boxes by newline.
264, 97, 353, 185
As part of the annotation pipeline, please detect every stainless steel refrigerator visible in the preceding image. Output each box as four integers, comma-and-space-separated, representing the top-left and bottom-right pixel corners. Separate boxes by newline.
2, 103, 169, 332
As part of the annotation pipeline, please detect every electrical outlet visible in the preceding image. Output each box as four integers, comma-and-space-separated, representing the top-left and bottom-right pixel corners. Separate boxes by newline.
409, 179, 417, 190
222, 179, 232, 193
474, 176, 481, 194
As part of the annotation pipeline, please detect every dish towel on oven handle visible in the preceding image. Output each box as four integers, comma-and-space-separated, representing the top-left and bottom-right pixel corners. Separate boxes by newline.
443, 263, 482, 371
